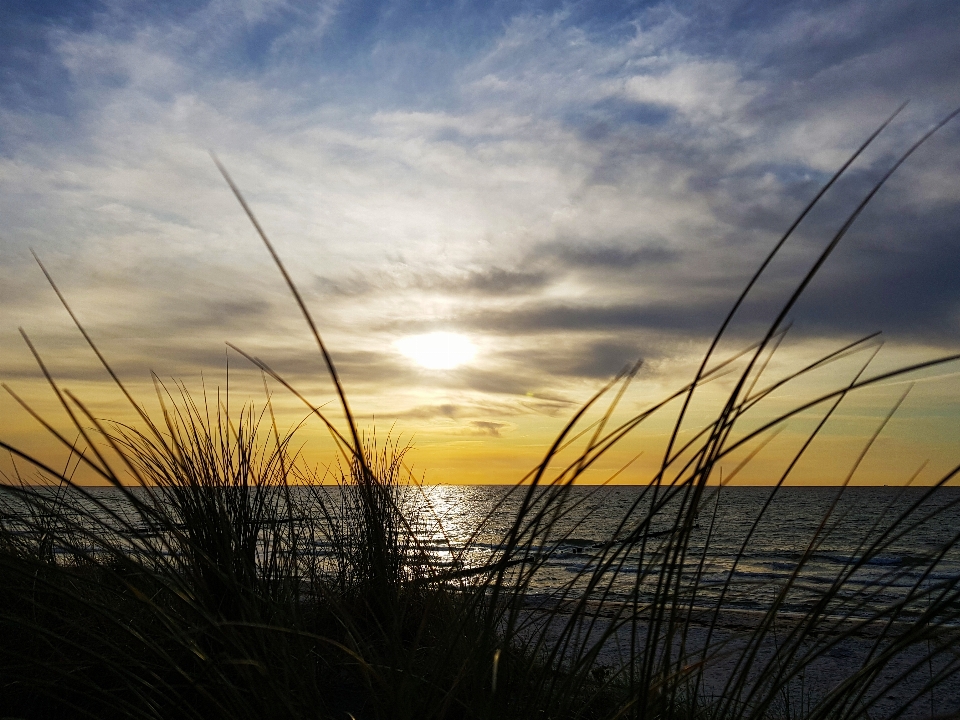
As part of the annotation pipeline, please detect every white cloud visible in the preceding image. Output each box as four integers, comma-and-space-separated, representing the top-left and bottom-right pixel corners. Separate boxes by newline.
622, 59, 760, 125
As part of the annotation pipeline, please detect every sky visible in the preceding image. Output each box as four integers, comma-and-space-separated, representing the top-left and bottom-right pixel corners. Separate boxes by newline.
1, 0, 960, 486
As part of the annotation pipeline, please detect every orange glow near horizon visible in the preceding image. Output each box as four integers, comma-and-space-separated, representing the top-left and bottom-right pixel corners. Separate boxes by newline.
3, 342, 959, 488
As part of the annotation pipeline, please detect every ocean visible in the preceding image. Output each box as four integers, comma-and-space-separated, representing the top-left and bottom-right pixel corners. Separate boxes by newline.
406, 484, 960, 621
7, 483, 960, 623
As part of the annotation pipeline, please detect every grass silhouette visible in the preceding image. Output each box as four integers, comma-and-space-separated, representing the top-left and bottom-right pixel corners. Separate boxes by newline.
2, 106, 960, 719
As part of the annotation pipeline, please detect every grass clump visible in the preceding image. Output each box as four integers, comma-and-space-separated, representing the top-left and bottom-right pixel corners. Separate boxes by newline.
2, 108, 960, 719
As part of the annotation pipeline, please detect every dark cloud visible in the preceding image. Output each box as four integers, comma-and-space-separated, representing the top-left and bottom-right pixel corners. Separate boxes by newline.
789, 211, 960, 342
736, 0, 960, 89
316, 267, 551, 299
396, 403, 459, 420
391, 400, 542, 424
454, 367, 538, 397
259, 348, 417, 388
673, 0, 960, 105
469, 420, 506, 437
549, 241, 681, 270
461, 300, 729, 336
696, 156, 960, 346
511, 340, 645, 379
458, 267, 551, 294
315, 275, 379, 299
165, 297, 273, 332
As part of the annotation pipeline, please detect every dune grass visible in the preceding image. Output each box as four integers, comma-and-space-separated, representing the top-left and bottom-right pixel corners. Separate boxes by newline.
2, 107, 960, 719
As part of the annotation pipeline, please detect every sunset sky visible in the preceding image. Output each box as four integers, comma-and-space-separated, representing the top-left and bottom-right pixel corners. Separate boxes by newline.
2, 0, 960, 485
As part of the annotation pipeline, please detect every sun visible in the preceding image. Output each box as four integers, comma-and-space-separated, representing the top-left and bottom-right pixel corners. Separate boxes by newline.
396, 332, 477, 370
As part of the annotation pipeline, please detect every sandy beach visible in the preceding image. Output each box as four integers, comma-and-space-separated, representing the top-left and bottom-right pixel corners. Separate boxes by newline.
519, 600, 960, 719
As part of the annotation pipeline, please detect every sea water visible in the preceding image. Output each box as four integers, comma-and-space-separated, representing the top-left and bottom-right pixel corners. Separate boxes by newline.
407, 484, 960, 621
6, 484, 960, 623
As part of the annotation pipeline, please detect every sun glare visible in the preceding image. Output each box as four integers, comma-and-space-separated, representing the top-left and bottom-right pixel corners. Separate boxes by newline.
396, 332, 477, 370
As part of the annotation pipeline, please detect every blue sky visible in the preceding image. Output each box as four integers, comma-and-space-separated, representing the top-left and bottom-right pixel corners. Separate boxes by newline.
2, 0, 960, 483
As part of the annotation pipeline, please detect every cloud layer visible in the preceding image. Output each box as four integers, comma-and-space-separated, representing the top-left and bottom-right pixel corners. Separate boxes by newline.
2, 0, 959, 461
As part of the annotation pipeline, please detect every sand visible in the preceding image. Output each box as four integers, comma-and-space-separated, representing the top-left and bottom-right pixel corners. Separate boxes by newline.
518, 601, 960, 719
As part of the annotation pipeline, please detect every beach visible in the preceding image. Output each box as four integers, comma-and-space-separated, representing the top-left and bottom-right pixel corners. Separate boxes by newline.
520, 601, 960, 718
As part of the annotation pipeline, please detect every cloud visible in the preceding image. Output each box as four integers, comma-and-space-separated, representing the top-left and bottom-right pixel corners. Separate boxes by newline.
468, 420, 507, 437
315, 266, 551, 299
548, 241, 681, 270
511, 340, 645, 380
396, 403, 460, 420
1, 0, 959, 441
460, 300, 730, 336
622, 58, 760, 126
